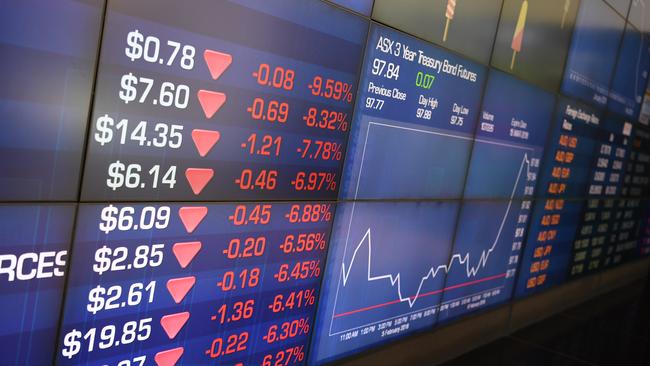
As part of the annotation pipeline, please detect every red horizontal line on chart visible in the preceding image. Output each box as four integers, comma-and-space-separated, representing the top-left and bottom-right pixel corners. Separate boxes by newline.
332, 272, 507, 319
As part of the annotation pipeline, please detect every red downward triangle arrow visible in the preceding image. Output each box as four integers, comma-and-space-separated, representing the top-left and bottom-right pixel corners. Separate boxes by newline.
166, 276, 196, 304
185, 168, 214, 195
160, 312, 190, 339
203, 50, 232, 80
178, 206, 208, 233
154, 347, 184, 366
197, 90, 226, 119
172, 241, 202, 268
191, 129, 220, 157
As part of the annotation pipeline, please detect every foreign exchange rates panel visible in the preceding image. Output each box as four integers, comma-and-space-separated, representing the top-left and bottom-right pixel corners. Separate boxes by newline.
310, 201, 459, 365
57, 202, 332, 366
0, 0, 102, 200
561, 0, 625, 108
640, 85, 650, 126
515, 99, 603, 297
628, 0, 650, 34
340, 23, 485, 200
0, 204, 75, 365
568, 115, 633, 277
81, 0, 368, 201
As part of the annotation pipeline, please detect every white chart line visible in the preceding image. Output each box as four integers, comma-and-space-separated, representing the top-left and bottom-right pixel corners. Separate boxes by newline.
328, 121, 532, 335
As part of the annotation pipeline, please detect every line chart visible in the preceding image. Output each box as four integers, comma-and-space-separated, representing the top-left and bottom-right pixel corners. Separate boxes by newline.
325, 118, 537, 336
337, 153, 529, 309
311, 63, 554, 364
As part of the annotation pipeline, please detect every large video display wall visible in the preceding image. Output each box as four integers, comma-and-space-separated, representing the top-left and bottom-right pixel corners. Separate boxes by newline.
1, 0, 650, 365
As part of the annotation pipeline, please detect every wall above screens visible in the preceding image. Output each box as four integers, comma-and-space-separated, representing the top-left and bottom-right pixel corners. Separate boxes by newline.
326, 0, 374, 15
57, 1, 368, 365
491, 0, 579, 91
372, 0, 503, 64
2, 1, 650, 366
567, 114, 634, 277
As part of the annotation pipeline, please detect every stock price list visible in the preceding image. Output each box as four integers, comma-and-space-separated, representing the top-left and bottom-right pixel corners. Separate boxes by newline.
57, 202, 333, 366
515, 98, 603, 297
80, 0, 367, 201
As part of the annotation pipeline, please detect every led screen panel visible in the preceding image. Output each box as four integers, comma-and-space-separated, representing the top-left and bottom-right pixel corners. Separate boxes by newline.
605, 0, 630, 17
326, 0, 374, 15
58, 202, 332, 365
340, 23, 486, 200
372, 0, 502, 64
491, 0, 579, 91
0, 0, 103, 200
608, 24, 650, 119
438, 199, 529, 321
516, 98, 604, 297
80, 0, 368, 201
561, 0, 625, 107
